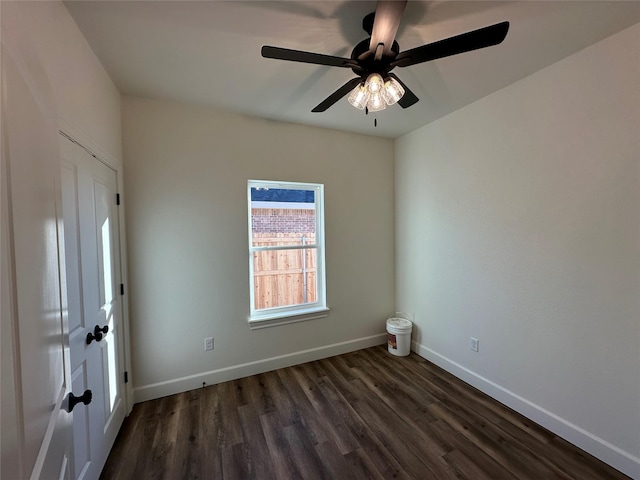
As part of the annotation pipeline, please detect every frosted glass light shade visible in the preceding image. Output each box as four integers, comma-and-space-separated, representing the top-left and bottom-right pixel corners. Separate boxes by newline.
383, 77, 405, 105
365, 73, 384, 94
348, 83, 369, 110
367, 91, 386, 112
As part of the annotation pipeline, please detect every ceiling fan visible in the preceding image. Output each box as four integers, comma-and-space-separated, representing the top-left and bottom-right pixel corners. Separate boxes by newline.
261, 1, 509, 113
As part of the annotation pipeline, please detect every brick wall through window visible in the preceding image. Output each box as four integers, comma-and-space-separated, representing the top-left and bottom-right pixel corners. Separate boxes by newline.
251, 208, 315, 234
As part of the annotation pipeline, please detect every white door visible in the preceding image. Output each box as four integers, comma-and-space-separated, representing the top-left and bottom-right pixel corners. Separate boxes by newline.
2, 9, 72, 479
61, 137, 126, 479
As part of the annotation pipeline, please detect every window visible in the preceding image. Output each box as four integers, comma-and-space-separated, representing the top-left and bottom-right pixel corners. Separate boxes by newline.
247, 180, 327, 325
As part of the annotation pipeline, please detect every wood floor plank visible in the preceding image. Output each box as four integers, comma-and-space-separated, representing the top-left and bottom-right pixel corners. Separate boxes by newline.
259, 411, 304, 479
216, 380, 244, 448
164, 390, 200, 479
323, 356, 454, 478
431, 418, 517, 480
141, 393, 184, 478
290, 363, 360, 455
197, 385, 224, 479
444, 448, 507, 480
311, 371, 410, 480
221, 442, 249, 480
347, 376, 455, 478
237, 373, 276, 416
351, 352, 447, 458
236, 404, 277, 479
259, 367, 297, 428
125, 395, 167, 478
281, 423, 330, 480
275, 367, 330, 445
99, 400, 147, 480
549, 435, 632, 480
313, 441, 362, 480
101, 346, 631, 480
342, 448, 389, 480
350, 364, 449, 459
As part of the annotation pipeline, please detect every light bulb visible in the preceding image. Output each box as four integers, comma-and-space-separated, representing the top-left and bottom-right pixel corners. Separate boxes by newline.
348, 82, 369, 110
367, 91, 386, 112
365, 73, 384, 94
383, 77, 405, 105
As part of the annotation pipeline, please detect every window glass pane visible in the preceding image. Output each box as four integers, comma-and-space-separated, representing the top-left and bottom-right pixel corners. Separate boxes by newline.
252, 248, 317, 310
250, 187, 316, 247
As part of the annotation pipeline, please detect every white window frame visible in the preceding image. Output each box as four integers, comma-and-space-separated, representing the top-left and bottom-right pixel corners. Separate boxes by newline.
247, 180, 328, 327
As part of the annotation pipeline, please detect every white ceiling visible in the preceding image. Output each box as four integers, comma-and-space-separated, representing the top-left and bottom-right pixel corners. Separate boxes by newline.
65, 1, 640, 138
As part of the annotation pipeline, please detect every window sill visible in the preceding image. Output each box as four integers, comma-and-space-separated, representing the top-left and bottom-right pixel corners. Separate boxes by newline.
248, 307, 330, 330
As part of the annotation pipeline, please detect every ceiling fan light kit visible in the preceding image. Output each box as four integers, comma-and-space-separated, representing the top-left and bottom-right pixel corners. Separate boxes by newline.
348, 73, 405, 111
261, 1, 509, 115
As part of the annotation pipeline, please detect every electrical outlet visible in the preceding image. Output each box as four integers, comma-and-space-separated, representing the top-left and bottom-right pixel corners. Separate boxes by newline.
204, 337, 214, 351
469, 337, 479, 352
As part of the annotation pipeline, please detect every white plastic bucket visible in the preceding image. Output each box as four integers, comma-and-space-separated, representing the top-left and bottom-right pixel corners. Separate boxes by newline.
386, 317, 412, 356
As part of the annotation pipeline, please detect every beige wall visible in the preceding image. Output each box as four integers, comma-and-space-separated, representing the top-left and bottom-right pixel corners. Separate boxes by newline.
395, 23, 640, 477
16, 1, 122, 162
122, 97, 395, 401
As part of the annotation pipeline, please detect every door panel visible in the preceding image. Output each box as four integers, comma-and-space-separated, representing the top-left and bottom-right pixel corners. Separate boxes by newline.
71, 365, 91, 479
94, 178, 121, 418
61, 137, 126, 479
61, 164, 86, 347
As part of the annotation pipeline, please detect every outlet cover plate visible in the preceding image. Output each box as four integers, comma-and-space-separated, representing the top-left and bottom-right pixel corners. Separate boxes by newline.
204, 337, 214, 351
470, 337, 479, 352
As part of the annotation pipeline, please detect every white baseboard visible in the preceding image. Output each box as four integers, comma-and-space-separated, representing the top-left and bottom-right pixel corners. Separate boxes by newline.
412, 342, 640, 480
134, 333, 387, 403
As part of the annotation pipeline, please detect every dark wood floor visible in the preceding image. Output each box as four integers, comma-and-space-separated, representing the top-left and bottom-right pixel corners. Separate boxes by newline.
101, 346, 629, 479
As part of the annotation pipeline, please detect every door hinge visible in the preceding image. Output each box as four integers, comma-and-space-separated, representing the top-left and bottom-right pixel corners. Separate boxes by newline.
120, 283, 124, 296
116, 193, 120, 205
124, 371, 129, 384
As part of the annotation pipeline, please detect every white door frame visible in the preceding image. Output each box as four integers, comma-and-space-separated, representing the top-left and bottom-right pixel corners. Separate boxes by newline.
59, 129, 134, 416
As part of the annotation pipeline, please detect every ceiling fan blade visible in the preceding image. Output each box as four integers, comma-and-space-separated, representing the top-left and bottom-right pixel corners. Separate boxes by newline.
262, 46, 358, 69
391, 21, 509, 68
369, 0, 407, 58
387, 73, 419, 108
312, 77, 363, 113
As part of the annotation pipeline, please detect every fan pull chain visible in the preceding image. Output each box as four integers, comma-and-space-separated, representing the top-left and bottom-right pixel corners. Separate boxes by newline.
364, 106, 377, 127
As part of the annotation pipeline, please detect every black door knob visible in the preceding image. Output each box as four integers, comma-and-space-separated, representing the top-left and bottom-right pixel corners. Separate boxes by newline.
86, 324, 109, 345
68, 389, 92, 412
95, 324, 108, 336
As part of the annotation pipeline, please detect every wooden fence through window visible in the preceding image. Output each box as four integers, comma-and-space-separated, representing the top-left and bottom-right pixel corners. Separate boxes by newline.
252, 233, 317, 310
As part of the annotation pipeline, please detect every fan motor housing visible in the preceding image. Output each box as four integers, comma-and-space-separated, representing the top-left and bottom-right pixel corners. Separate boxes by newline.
350, 38, 400, 77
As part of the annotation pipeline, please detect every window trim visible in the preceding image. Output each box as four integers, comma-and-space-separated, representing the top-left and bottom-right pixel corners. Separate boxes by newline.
247, 179, 327, 325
